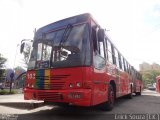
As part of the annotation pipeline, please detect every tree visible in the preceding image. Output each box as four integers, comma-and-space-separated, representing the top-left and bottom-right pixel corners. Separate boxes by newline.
0, 69, 6, 83
141, 70, 160, 87
0, 53, 7, 68
0, 54, 6, 86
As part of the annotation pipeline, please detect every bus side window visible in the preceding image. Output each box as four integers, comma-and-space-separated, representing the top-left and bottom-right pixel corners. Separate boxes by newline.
121, 56, 125, 71
111, 45, 116, 65
98, 28, 105, 58
92, 27, 105, 58
99, 41, 105, 58
107, 40, 113, 63
92, 27, 99, 52
128, 65, 131, 75
126, 62, 129, 74
118, 53, 122, 69
115, 49, 120, 68
105, 38, 108, 60
123, 58, 126, 72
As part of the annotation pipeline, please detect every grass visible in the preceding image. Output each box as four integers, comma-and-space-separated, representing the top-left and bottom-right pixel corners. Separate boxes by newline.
0, 89, 17, 95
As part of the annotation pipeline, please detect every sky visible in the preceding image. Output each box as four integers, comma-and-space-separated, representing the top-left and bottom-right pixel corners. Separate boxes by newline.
0, 0, 160, 70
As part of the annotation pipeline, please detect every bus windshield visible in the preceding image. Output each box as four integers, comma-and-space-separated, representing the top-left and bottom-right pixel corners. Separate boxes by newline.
28, 23, 90, 69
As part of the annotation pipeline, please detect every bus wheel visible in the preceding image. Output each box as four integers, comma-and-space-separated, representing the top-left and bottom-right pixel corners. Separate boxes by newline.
136, 87, 141, 96
100, 84, 114, 111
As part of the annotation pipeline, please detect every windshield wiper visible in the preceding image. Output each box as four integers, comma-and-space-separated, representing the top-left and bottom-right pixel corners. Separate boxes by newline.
59, 24, 73, 46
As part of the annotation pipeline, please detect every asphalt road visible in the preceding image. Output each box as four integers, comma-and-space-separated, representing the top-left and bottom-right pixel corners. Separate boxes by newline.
0, 89, 160, 120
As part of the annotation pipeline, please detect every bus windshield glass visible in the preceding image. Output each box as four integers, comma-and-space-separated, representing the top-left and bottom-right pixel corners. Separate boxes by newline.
28, 23, 90, 69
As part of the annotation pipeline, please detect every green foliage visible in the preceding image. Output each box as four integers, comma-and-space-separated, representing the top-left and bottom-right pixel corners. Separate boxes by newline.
0, 69, 5, 76
0, 53, 7, 68
0, 54, 6, 83
0, 69, 6, 83
142, 70, 160, 87
0, 89, 16, 95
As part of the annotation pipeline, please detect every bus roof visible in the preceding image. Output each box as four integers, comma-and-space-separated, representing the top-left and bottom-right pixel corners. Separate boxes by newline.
34, 13, 91, 40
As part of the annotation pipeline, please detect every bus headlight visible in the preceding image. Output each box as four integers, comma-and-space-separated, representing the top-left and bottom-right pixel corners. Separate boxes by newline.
76, 82, 81, 87
69, 83, 73, 88
31, 84, 34, 88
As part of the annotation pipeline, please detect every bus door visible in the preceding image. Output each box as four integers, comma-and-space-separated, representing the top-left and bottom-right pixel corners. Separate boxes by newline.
91, 27, 107, 105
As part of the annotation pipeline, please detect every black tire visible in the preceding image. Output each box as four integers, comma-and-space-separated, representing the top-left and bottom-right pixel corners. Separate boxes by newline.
100, 84, 115, 111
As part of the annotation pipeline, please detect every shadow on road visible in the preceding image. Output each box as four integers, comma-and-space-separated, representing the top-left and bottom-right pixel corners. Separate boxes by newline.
18, 106, 115, 120
0, 102, 44, 110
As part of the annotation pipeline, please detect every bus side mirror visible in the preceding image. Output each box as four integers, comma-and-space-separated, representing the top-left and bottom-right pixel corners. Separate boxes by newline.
20, 42, 25, 53
98, 29, 105, 42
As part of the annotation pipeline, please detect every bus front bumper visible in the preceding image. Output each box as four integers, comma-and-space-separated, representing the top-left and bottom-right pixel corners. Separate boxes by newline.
24, 88, 92, 106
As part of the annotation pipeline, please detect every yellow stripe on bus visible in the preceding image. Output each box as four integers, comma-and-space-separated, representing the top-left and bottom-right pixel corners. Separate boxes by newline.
44, 69, 50, 89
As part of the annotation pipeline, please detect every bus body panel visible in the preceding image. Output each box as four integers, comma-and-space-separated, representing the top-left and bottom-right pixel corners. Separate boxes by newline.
24, 88, 92, 106
91, 65, 109, 105
134, 80, 142, 93
25, 67, 93, 106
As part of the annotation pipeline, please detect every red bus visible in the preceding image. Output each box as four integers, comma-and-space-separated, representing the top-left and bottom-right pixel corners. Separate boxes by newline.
22, 13, 142, 111
156, 76, 160, 93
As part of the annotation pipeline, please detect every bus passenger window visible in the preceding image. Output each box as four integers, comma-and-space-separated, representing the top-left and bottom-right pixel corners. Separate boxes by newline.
108, 52, 113, 63
121, 56, 125, 71
92, 27, 105, 58
115, 49, 120, 68
128, 65, 131, 75
107, 40, 113, 63
123, 59, 126, 71
92, 27, 99, 52
99, 42, 105, 58
112, 46, 116, 65
118, 53, 122, 69
107, 40, 112, 52
105, 38, 108, 60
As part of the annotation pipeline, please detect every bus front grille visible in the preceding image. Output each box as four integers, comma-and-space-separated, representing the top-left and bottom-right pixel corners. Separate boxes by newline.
36, 81, 65, 90
35, 74, 69, 90
37, 92, 63, 101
